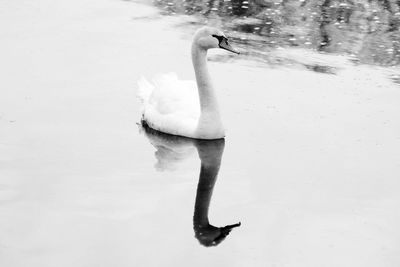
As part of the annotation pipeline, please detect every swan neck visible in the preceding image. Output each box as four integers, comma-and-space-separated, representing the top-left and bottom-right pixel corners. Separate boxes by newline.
191, 45, 219, 112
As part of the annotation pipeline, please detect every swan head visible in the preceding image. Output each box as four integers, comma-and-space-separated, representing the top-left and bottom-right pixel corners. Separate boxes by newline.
193, 26, 240, 54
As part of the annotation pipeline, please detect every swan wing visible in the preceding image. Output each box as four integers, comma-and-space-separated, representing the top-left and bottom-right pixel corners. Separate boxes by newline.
150, 73, 199, 117
138, 73, 200, 137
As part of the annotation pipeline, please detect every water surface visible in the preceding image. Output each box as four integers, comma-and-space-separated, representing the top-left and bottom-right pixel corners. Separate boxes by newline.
0, 0, 399, 266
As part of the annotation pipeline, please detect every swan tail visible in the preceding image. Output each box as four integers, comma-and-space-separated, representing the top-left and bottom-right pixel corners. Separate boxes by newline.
137, 76, 154, 105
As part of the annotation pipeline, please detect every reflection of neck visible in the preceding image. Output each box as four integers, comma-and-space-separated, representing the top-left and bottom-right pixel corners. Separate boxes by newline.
193, 140, 224, 227
193, 162, 221, 226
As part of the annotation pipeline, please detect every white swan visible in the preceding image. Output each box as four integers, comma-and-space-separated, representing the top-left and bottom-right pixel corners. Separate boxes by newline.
138, 26, 239, 140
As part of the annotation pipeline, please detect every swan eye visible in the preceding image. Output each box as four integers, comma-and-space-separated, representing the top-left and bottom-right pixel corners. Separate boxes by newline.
212, 34, 224, 43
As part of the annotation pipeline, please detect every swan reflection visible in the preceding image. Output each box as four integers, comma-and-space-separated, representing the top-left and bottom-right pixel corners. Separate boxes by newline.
140, 123, 241, 246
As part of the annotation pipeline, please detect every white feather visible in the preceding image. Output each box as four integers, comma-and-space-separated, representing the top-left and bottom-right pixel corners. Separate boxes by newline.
137, 76, 154, 105
138, 73, 201, 137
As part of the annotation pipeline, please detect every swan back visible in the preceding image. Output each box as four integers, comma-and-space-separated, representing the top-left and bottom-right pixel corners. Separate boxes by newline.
138, 73, 202, 138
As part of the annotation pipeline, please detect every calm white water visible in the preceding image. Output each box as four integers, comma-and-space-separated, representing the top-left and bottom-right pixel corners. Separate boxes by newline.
0, 0, 399, 266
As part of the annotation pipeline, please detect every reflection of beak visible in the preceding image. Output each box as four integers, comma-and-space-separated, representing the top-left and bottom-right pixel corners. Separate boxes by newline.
222, 222, 241, 231
219, 37, 240, 54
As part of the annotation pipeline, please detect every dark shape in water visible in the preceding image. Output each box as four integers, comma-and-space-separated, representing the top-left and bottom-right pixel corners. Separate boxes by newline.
139, 121, 241, 246
193, 138, 241, 247
305, 64, 337, 74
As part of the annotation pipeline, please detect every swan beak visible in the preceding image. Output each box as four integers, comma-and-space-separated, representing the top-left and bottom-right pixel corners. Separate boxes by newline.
219, 37, 240, 54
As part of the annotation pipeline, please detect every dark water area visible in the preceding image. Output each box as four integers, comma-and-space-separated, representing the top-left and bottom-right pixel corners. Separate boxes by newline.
154, 0, 400, 66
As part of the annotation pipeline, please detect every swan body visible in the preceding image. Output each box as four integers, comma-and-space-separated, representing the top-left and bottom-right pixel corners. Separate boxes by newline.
138, 26, 239, 140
